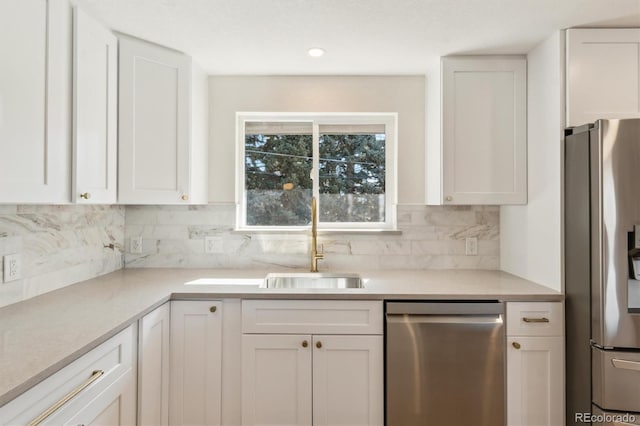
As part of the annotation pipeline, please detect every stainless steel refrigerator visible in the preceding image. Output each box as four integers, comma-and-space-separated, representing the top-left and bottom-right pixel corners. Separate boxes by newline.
566, 118, 640, 426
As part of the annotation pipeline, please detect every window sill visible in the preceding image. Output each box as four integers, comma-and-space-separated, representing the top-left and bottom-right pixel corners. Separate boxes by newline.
232, 228, 402, 236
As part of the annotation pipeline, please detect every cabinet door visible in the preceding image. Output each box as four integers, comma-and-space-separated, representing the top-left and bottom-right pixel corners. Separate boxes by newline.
118, 35, 191, 204
170, 301, 222, 426
567, 29, 640, 127
241, 334, 312, 426
59, 371, 137, 426
507, 336, 564, 426
312, 335, 383, 426
0, 0, 71, 203
441, 56, 527, 205
138, 303, 170, 426
72, 7, 117, 204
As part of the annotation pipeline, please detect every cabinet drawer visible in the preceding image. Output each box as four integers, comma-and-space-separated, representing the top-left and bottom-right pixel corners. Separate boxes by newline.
0, 325, 136, 425
242, 300, 383, 335
506, 302, 563, 336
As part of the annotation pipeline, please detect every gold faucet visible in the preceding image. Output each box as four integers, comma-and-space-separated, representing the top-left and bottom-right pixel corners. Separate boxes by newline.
310, 196, 324, 272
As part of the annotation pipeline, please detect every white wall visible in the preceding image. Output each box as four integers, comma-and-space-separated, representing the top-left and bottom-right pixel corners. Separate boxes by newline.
208, 76, 425, 204
500, 31, 564, 291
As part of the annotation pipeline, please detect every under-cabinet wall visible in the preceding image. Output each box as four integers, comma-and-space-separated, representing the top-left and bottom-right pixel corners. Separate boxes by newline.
0, 205, 124, 308
124, 204, 499, 270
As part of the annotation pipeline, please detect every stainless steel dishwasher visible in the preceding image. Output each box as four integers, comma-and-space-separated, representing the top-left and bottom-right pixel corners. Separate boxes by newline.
386, 301, 505, 426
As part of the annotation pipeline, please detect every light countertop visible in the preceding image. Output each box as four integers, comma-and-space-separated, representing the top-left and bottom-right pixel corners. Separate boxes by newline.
0, 268, 561, 406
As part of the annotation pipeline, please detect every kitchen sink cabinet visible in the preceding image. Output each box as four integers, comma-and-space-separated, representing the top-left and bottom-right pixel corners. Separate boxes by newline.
312, 335, 383, 426
169, 300, 223, 426
138, 302, 170, 426
72, 6, 118, 204
0, 0, 71, 203
242, 334, 313, 425
566, 29, 640, 127
240, 300, 384, 426
118, 35, 208, 205
429, 56, 527, 205
506, 302, 564, 426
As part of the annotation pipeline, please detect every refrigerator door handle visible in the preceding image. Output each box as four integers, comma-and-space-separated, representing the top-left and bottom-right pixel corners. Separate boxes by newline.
611, 358, 640, 372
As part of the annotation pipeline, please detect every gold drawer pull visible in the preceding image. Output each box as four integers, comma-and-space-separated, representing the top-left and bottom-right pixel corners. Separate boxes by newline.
316, 341, 322, 349
210, 306, 217, 313
512, 342, 521, 349
28, 370, 104, 426
522, 317, 550, 323
79, 192, 91, 200
302, 340, 309, 348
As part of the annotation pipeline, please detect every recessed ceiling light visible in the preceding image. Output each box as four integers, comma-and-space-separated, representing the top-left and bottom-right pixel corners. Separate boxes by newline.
307, 47, 325, 58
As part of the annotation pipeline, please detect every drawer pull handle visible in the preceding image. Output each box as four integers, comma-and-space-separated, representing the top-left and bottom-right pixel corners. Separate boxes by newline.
210, 306, 217, 313
302, 340, 309, 348
512, 342, 521, 349
522, 317, 549, 323
612, 359, 640, 371
316, 341, 322, 349
28, 370, 104, 426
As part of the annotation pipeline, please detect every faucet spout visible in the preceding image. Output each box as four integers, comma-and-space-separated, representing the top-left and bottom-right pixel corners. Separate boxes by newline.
310, 196, 324, 272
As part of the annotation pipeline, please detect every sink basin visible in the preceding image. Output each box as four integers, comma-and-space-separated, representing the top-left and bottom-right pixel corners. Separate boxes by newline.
263, 272, 363, 289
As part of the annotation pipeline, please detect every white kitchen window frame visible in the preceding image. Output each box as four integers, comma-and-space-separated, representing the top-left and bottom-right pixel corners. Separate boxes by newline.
235, 112, 398, 231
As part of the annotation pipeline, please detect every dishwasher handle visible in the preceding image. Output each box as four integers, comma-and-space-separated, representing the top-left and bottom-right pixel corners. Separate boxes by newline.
386, 301, 504, 316
386, 314, 503, 325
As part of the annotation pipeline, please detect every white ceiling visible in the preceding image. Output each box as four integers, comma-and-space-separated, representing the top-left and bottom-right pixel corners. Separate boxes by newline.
76, 0, 640, 74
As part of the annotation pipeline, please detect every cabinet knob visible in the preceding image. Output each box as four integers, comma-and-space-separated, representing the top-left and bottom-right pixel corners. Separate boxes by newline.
181, 195, 189, 201
512, 342, 521, 350
302, 340, 309, 348
209, 306, 217, 313
316, 341, 322, 349
80, 192, 91, 200
445, 196, 453, 202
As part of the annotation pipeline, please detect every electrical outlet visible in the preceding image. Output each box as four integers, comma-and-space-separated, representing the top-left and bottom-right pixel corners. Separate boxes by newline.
3, 254, 22, 282
130, 237, 143, 254
205, 236, 224, 254
465, 237, 478, 256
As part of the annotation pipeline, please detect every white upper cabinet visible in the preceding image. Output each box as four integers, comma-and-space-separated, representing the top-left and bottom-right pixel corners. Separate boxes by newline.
0, 0, 71, 203
72, 7, 118, 204
566, 29, 640, 127
118, 35, 208, 205
431, 56, 527, 205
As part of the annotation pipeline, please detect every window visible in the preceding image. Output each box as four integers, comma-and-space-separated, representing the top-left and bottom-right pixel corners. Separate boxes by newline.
237, 113, 397, 230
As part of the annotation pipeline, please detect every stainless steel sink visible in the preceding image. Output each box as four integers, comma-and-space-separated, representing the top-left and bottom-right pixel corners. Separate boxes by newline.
262, 272, 363, 289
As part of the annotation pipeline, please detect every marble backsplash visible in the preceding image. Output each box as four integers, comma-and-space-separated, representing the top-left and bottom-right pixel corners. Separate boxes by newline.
125, 204, 499, 271
0, 205, 124, 308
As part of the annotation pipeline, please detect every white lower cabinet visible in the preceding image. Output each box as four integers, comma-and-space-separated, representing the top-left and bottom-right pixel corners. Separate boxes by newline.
0, 325, 136, 426
241, 300, 384, 426
312, 335, 383, 426
242, 334, 313, 426
138, 303, 170, 426
506, 302, 564, 426
169, 300, 223, 426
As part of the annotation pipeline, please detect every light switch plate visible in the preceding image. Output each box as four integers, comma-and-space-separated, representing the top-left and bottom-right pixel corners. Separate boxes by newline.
465, 237, 478, 256
205, 236, 224, 254
130, 237, 143, 254
3, 253, 22, 282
